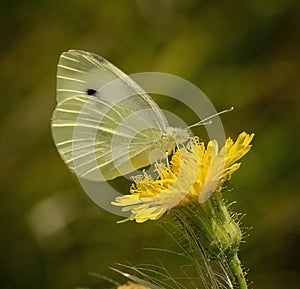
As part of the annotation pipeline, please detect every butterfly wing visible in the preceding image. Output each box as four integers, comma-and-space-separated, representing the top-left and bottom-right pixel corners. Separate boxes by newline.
56, 50, 167, 124
52, 50, 170, 181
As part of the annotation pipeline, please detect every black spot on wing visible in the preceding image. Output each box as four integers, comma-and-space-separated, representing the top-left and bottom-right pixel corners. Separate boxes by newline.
86, 88, 97, 96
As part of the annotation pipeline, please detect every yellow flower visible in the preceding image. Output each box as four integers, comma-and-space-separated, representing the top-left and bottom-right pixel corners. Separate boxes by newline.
112, 132, 254, 223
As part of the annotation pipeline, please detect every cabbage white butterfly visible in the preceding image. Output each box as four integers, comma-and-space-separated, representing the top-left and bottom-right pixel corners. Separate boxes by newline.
51, 50, 189, 181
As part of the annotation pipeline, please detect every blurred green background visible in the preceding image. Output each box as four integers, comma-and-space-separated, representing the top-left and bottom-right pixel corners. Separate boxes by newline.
1, 0, 299, 288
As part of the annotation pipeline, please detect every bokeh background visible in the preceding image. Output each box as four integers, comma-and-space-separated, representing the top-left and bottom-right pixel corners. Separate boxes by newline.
1, 0, 299, 288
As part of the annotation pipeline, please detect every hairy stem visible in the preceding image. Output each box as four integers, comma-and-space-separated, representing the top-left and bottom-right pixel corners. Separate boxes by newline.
228, 252, 248, 289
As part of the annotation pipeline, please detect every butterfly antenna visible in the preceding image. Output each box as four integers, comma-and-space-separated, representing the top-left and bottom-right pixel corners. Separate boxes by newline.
188, 106, 234, 129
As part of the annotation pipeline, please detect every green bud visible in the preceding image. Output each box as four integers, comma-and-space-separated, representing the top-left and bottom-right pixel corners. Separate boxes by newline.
168, 191, 248, 288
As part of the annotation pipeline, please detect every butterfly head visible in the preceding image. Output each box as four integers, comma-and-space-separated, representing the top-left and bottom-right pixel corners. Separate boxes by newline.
165, 126, 190, 145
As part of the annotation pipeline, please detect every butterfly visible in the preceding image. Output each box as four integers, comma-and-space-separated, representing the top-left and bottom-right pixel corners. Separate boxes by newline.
51, 50, 190, 182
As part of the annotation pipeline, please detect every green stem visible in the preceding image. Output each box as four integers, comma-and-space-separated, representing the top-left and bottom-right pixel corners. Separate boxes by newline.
228, 252, 248, 289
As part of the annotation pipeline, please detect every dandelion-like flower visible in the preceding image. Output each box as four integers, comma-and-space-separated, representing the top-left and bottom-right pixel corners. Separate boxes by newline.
112, 132, 254, 223
113, 132, 254, 289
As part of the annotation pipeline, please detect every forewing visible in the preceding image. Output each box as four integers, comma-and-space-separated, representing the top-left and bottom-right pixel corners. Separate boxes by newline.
56, 50, 168, 128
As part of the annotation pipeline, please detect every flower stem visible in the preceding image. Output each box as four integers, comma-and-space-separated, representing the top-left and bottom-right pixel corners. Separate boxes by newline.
228, 252, 248, 289
168, 194, 249, 288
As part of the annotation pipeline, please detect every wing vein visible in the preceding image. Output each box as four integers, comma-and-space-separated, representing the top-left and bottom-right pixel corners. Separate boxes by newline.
57, 75, 87, 83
